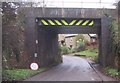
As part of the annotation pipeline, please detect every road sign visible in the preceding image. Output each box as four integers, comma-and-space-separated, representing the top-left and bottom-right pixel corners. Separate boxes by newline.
30, 62, 39, 70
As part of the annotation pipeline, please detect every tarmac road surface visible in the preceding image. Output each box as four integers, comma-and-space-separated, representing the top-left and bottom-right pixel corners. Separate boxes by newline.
25, 55, 117, 81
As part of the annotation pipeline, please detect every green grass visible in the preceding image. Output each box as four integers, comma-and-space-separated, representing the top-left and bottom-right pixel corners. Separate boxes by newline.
2, 67, 47, 81
103, 67, 120, 79
79, 48, 98, 57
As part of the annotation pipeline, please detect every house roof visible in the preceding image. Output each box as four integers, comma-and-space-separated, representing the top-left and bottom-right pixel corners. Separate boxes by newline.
89, 34, 97, 37
65, 34, 78, 37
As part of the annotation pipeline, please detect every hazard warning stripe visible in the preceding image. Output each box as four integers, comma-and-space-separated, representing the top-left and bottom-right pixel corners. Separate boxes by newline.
41, 19, 48, 25
89, 20, 94, 26
61, 20, 69, 25
39, 19, 94, 26
82, 20, 89, 26
54, 20, 62, 25
76, 20, 83, 26
48, 20, 55, 25
69, 20, 76, 25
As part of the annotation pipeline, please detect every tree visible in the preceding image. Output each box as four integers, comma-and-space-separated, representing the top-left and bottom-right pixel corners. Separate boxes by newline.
2, 2, 25, 69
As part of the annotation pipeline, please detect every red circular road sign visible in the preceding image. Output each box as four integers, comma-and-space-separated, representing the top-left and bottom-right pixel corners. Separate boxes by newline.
30, 62, 39, 70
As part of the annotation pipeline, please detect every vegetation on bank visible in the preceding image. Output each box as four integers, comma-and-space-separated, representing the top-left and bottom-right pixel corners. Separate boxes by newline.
108, 15, 120, 70
78, 48, 98, 57
101, 67, 120, 80
74, 48, 98, 63
2, 67, 47, 81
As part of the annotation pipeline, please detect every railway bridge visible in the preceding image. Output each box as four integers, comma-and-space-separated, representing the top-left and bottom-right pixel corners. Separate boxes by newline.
18, 7, 117, 68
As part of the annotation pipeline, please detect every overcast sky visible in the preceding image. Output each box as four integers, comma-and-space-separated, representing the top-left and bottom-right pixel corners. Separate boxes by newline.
24, 0, 116, 3
21, 0, 118, 9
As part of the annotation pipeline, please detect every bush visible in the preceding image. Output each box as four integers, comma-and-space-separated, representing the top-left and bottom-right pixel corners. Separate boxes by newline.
59, 46, 69, 55
104, 67, 119, 77
68, 49, 76, 54
76, 42, 85, 52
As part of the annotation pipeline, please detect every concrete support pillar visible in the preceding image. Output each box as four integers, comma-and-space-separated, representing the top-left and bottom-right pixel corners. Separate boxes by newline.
36, 29, 62, 67
99, 17, 110, 67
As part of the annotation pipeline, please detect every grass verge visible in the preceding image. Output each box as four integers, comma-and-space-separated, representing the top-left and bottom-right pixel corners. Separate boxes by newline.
102, 67, 120, 80
79, 48, 98, 57
2, 67, 47, 81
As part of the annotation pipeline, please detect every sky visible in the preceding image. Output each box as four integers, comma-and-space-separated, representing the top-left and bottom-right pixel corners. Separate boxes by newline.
22, 0, 118, 9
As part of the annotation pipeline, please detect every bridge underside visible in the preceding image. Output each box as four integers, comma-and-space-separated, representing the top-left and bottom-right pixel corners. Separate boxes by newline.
19, 8, 111, 68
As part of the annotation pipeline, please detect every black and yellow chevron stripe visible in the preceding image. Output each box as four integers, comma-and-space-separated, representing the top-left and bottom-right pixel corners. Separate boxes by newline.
39, 19, 94, 26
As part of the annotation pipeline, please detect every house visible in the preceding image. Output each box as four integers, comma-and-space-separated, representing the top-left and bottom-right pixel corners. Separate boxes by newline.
58, 34, 77, 49
58, 34, 98, 49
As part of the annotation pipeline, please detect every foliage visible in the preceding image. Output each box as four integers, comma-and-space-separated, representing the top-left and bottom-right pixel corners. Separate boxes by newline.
109, 16, 119, 56
89, 48, 98, 53
107, 15, 120, 70
59, 46, 69, 55
76, 41, 86, 52
68, 49, 76, 53
79, 48, 98, 57
75, 34, 89, 52
59, 45, 76, 55
103, 67, 120, 78
2, 2, 25, 69
2, 68, 47, 81
76, 34, 84, 42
